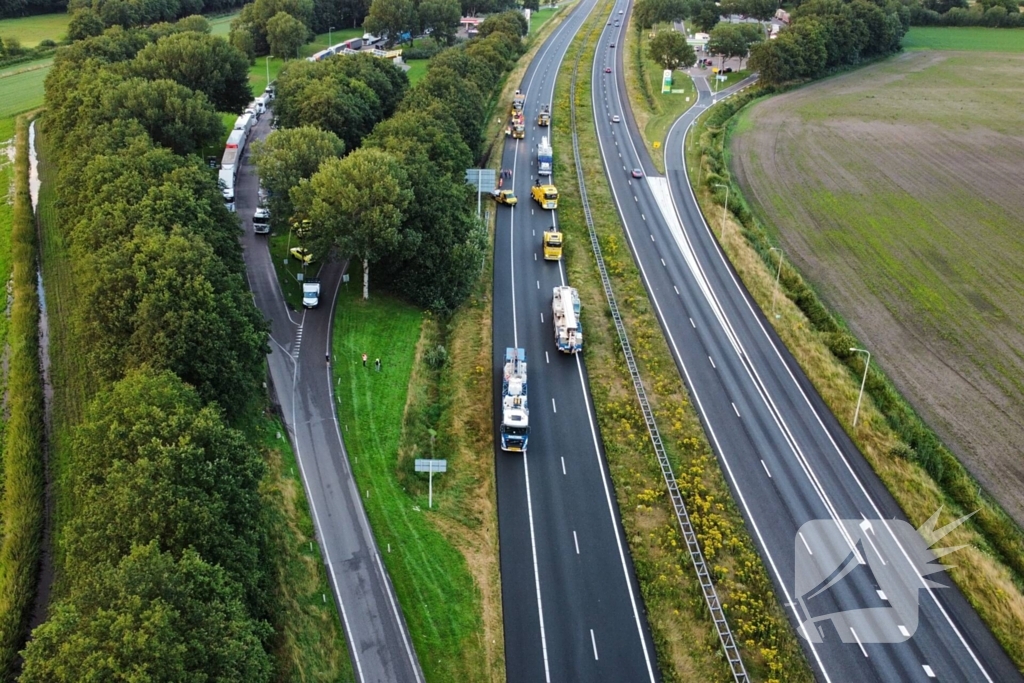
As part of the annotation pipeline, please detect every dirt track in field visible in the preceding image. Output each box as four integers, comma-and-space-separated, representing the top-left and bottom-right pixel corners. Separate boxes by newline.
730, 50, 1024, 528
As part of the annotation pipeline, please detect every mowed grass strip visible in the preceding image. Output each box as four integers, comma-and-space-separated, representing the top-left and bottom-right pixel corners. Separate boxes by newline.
331, 272, 487, 683
0, 12, 68, 47
903, 26, 1024, 51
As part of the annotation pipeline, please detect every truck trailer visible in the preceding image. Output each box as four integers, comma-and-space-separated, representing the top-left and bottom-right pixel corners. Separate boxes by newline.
552, 286, 582, 353
538, 136, 552, 176
500, 348, 529, 451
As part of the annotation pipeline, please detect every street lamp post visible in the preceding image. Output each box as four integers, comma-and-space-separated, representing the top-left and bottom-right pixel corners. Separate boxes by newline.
850, 348, 871, 428
769, 247, 783, 318
329, 26, 335, 46
265, 56, 270, 88
713, 183, 730, 237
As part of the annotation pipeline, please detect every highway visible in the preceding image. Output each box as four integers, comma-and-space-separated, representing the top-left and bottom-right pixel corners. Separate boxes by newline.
492, 0, 661, 681
236, 108, 424, 683
592, 10, 1023, 683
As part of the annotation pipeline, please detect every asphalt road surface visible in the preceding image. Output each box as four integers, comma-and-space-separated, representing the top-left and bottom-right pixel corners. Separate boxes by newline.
492, 0, 662, 681
236, 107, 424, 683
592, 11, 1022, 683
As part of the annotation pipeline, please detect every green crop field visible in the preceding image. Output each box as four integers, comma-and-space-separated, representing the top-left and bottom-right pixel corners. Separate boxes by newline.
903, 26, 1024, 52
0, 12, 68, 46
0, 60, 49, 118
729, 48, 1024, 529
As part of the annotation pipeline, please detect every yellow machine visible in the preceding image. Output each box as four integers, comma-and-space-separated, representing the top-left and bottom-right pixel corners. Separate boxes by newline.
491, 189, 518, 206
531, 184, 558, 210
543, 229, 562, 260
538, 104, 551, 126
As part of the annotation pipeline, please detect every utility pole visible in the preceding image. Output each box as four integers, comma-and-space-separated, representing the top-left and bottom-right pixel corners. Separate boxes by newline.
850, 348, 871, 428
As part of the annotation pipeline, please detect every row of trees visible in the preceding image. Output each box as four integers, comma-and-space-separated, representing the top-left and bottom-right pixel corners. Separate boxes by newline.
22, 20, 278, 678
751, 0, 909, 86
255, 11, 527, 311
911, 0, 1024, 27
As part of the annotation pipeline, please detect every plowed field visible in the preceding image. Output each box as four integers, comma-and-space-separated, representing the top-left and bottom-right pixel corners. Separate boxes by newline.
730, 49, 1024, 527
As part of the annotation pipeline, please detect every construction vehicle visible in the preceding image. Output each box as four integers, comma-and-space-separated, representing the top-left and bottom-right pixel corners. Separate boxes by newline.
552, 286, 582, 353
302, 279, 321, 308
543, 228, 562, 260
531, 183, 558, 209
512, 89, 525, 113
538, 136, 552, 176
538, 104, 551, 126
511, 110, 525, 139
491, 189, 518, 206
500, 348, 529, 451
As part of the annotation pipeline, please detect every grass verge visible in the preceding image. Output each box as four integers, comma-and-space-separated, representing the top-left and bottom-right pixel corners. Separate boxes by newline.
259, 416, 355, 682
0, 114, 45, 678
622, 22, 696, 173
330, 268, 495, 682
685, 89, 1024, 669
553, 6, 811, 681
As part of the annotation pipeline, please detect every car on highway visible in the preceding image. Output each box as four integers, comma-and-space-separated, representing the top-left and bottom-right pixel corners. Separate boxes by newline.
604, 66, 612, 73
631, 168, 643, 178
609, 43, 615, 47
618, 8, 623, 12
289, 246, 314, 264
611, 114, 621, 123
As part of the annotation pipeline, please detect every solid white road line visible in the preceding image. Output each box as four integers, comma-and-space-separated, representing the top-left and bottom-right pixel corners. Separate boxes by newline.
522, 454, 551, 682
850, 628, 868, 658
798, 532, 813, 555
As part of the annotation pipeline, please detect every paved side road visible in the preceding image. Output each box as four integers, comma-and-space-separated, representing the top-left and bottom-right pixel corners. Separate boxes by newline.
235, 106, 424, 683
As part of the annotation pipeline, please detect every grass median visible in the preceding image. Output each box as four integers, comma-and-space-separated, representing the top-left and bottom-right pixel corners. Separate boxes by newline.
330, 270, 496, 683
552, 4, 811, 681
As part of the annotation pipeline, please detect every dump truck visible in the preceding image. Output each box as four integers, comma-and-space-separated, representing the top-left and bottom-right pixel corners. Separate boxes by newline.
500, 348, 529, 452
552, 286, 582, 353
543, 228, 562, 260
531, 183, 558, 209
491, 189, 518, 206
538, 104, 550, 126
538, 136, 553, 176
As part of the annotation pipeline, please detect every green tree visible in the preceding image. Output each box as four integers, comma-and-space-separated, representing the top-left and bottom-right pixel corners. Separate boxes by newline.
400, 65, 485, 156
230, 23, 257, 59
692, 0, 721, 32
21, 544, 273, 683
292, 148, 414, 299
419, 0, 461, 45
230, 0, 314, 56
267, 10, 310, 57
132, 32, 252, 111
101, 76, 223, 155
65, 370, 268, 611
251, 126, 346, 221
747, 37, 789, 84
649, 30, 696, 70
79, 228, 268, 417
275, 69, 380, 149
174, 14, 210, 33
363, 0, 416, 45
707, 22, 751, 68
68, 9, 106, 41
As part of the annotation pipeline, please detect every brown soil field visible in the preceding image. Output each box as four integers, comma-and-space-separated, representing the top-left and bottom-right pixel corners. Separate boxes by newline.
729, 50, 1024, 529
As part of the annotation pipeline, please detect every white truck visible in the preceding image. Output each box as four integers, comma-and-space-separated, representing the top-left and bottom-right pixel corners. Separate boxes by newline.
302, 279, 321, 308
538, 136, 552, 176
253, 206, 270, 234
233, 112, 254, 141
552, 286, 582, 353
219, 129, 246, 212
500, 347, 529, 452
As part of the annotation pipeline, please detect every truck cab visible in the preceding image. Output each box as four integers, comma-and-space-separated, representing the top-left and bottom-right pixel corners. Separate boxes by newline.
253, 207, 270, 234
500, 348, 529, 452
538, 105, 551, 126
302, 279, 321, 308
543, 229, 562, 260
531, 184, 558, 210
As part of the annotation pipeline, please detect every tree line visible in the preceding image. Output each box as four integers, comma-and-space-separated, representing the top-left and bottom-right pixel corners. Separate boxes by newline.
16, 18, 281, 680
911, 0, 1024, 28
254, 10, 528, 311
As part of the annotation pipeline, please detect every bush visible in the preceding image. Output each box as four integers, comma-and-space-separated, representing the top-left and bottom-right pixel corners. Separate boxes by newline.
425, 344, 448, 369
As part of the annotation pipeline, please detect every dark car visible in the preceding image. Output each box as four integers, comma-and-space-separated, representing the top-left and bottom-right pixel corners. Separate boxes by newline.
610, 43, 615, 48
724, 67, 733, 73
604, 66, 612, 73
631, 168, 643, 178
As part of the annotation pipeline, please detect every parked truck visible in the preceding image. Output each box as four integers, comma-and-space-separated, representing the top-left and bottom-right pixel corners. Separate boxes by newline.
512, 89, 525, 113
538, 136, 552, 176
537, 104, 550, 126
531, 183, 558, 209
219, 129, 246, 212
500, 348, 529, 452
302, 279, 321, 308
552, 286, 582, 353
